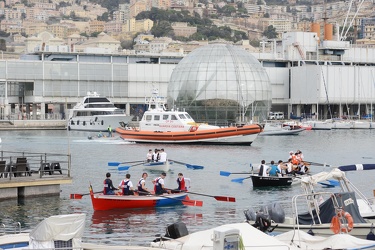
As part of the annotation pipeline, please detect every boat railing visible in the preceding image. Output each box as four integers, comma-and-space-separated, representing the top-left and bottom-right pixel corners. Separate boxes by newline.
0, 150, 71, 180
292, 191, 338, 229
0, 222, 22, 235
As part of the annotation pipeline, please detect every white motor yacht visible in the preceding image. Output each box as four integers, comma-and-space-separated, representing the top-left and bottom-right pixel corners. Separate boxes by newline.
67, 92, 133, 132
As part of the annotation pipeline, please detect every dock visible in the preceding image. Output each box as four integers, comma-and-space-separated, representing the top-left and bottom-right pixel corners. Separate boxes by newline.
0, 150, 72, 200
0, 120, 66, 130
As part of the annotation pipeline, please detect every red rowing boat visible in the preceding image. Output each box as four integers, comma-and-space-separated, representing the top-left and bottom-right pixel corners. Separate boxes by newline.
89, 189, 200, 211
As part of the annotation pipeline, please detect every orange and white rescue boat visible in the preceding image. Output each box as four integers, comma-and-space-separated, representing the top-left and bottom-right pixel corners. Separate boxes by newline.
116, 89, 262, 145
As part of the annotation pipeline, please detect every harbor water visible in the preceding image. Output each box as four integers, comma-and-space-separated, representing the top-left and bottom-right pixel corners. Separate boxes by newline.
0, 129, 374, 246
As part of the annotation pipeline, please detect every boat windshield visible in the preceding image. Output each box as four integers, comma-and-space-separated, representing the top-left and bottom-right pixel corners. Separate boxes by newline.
185, 113, 193, 119
86, 104, 115, 108
178, 114, 187, 119
74, 110, 124, 116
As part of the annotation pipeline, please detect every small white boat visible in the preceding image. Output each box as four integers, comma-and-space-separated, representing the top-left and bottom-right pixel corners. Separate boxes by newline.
143, 160, 172, 172
150, 221, 375, 250
259, 123, 305, 136
332, 120, 352, 129
67, 91, 133, 132
305, 120, 333, 130
0, 213, 165, 250
246, 169, 375, 239
351, 120, 372, 129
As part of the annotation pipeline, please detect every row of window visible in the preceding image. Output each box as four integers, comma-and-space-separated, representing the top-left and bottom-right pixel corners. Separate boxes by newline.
144, 113, 193, 121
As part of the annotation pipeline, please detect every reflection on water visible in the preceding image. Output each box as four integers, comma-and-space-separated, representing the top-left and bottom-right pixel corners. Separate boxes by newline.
0, 129, 374, 246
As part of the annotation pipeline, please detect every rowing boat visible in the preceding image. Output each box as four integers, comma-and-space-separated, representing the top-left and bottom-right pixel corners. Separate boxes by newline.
89, 188, 189, 211
250, 174, 298, 187
143, 160, 172, 172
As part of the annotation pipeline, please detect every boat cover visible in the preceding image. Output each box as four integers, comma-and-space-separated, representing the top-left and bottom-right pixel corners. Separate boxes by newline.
276, 229, 375, 249
151, 223, 290, 250
300, 168, 346, 184
29, 213, 86, 249
298, 192, 367, 225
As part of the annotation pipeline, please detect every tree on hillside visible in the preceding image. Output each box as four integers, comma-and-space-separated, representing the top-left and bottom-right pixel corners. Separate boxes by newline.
263, 25, 277, 39
151, 20, 174, 37
97, 12, 109, 21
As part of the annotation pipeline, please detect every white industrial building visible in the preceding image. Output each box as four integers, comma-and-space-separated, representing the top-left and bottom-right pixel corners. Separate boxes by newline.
0, 29, 374, 123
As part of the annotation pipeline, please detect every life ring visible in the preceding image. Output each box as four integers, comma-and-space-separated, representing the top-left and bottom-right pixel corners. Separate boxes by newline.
189, 126, 198, 132
330, 211, 354, 234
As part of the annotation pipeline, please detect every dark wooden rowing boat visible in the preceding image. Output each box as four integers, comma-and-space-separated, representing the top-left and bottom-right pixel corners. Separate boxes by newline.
250, 174, 294, 187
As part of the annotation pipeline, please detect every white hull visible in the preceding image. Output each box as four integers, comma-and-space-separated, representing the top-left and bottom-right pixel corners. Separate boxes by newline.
332, 121, 352, 129
68, 115, 133, 132
270, 218, 374, 239
260, 123, 305, 136
143, 161, 171, 172
309, 121, 333, 130
351, 121, 372, 129
124, 133, 259, 145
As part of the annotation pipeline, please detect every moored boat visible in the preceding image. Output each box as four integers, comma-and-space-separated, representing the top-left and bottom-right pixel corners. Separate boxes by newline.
247, 169, 375, 239
305, 120, 333, 130
116, 89, 262, 145
260, 123, 305, 136
67, 91, 133, 132
89, 188, 189, 211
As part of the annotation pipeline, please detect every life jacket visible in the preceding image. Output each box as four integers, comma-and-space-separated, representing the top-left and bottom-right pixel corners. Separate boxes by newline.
138, 178, 145, 192
177, 177, 186, 190
103, 179, 111, 194
121, 179, 131, 195
154, 177, 162, 194
291, 154, 300, 165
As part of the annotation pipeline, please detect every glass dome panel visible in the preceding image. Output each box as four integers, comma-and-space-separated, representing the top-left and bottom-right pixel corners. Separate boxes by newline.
168, 43, 271, 125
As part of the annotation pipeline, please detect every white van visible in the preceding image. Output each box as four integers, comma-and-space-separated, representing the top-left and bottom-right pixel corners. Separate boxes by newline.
268, 112, 284, 120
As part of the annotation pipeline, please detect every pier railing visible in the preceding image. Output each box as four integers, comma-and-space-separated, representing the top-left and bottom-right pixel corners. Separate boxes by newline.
0, 150, 71, 180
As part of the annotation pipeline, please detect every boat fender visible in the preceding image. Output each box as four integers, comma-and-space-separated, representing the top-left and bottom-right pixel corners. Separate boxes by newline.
189, 126, 198, 132
330, 211, 354, 234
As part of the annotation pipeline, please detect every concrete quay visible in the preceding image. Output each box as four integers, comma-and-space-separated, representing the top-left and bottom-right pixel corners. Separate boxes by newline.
0, 120, 66, 130
0, 150, 72, 200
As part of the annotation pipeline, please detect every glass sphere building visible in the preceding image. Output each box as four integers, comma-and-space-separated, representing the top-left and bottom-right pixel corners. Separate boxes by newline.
168, 43, 272, 125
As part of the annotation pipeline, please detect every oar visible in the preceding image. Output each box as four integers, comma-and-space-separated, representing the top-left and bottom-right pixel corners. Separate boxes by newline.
137, 190, 203, 206
116, 162, 145, 171
303, 161, 330, 167
231, 176, 252, 183
118, 166, 130, 171
187, 191, 235, 202
108, 160, 145, 167
220, 171, 251, 177
70, 191, 101, 199
170, 159, 204, 170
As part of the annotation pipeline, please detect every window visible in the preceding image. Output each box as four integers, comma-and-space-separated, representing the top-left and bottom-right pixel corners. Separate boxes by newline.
171, 115, 177, 120
145, 115, 152, 121
163, 115, 169, 120
178, 114, 186, 119
154, 115, 160, 121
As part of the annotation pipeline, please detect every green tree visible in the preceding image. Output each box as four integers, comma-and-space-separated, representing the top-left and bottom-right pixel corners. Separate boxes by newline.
218, 5, 236, 16
97, 12, 109, 21
121, 40, 134, 49
263, 25, 277, 39
264, 13, 270, 18
151, 20, 174, 37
